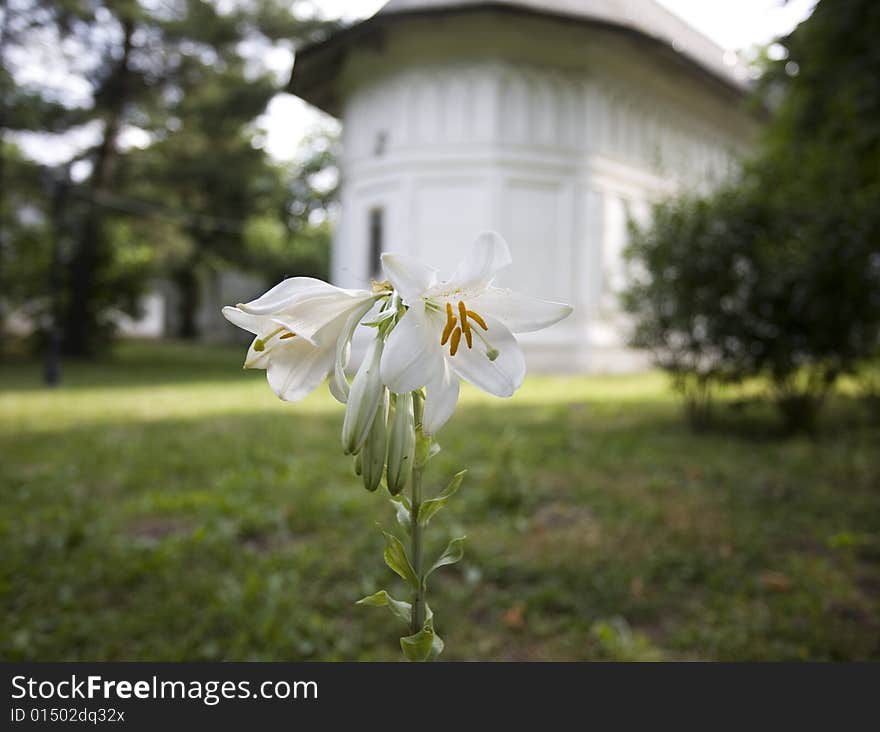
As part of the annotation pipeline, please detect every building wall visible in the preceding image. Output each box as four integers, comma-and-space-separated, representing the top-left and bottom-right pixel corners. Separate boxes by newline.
154, 270, 265, 343
331, 13, 758, 371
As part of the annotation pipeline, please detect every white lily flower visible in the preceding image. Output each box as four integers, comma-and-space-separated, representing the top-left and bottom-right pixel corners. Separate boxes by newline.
379, 232, 573, 434
341, 335, 385, 454
222, 277, 376, 402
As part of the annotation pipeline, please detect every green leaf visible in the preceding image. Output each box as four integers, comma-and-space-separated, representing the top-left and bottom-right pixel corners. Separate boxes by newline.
355, 590, 412, 625
400, 613, 444, 661
382, 530, 419, 588
361, 309, 396, 328
429, 630, 445, 660
400, 626, 435, 662
389, 493, 411, 534
426, 536, 466, 578
414, 431, 440, 468
418, 470, 466, 526
389, 492, 411, 510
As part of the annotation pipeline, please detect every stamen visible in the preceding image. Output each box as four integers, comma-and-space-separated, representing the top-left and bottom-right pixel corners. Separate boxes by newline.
467, 310, 488, 330
441, 317, 457, 345
440, 300, 490, 355
449, 326, 462, 356
279, 332, 296, 340
254, 326, 292, 351
458, 301, 471, 342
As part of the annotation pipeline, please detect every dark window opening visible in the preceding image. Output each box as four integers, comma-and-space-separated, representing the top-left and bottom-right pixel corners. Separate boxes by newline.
374, 131, 388, 156
369, 207, 384, 278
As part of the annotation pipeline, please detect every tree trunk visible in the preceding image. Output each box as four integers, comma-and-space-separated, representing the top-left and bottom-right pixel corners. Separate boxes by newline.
63, 18, 135, 356
0, 5, 11, 352
173, 264, 201, 340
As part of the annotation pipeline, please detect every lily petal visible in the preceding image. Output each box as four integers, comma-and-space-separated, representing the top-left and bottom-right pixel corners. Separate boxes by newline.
239, 277, 370, 314
267, 290, 375, 341
381, 253, 438, 303
448, 231, 512, 290
328, 341, 351, 403
470, 287, 573, 333
222, 305, 262, 335
448, 314, 525, 397
265, 338, 336, 402
237, 277, 342, 314
243, 337, 273, 369
422, 360, 460, 434
380, 301, 443, 393
223, 278, 381, 405
329, 299, 381, 404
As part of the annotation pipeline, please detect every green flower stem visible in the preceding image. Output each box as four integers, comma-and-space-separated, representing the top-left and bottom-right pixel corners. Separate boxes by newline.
409, 389, 427, 637
410, 457, 426, 634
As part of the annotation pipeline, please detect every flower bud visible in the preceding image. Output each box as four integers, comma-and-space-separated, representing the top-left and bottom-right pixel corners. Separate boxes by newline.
386, 392, 415, 495
361, 390, 388, 492
341, 336, 384, 455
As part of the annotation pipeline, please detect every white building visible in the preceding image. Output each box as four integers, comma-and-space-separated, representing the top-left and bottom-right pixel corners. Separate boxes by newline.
288, 0, 760, 371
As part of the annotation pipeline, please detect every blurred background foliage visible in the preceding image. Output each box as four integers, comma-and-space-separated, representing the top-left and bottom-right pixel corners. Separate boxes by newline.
0, 0, 339, 355
623, 0, 880, 433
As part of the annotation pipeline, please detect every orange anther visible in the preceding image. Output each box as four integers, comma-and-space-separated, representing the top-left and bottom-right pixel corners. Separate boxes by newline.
449, 326, 462, 356
467, 310, 488, 330
458, 300, 471, 332
441, 317, 457, 345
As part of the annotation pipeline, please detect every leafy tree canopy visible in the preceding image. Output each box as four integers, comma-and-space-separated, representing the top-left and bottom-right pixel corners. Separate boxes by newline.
624, 0, 880, 431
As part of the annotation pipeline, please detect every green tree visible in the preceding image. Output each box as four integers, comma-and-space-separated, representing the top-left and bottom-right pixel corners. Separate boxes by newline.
125, 93, 338, 338
757, 0, 880, 377
624, 0, 880, 431
0, 1, 85, 351
0, 143, 52, 351
124, 61, 278, 338
245, 130, 340, 285
2, 0, 336, 353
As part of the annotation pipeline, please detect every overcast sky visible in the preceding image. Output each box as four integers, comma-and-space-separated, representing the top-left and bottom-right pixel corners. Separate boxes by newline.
14, 0, 817, 166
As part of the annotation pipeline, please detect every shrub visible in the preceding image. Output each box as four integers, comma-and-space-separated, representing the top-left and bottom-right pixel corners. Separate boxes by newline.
622, 187, 763, 428
624, 1, 880, 433
623, 178, 879, 433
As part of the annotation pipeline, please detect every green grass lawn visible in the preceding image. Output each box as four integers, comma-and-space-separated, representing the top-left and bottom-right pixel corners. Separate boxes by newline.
1, 340, 878, 661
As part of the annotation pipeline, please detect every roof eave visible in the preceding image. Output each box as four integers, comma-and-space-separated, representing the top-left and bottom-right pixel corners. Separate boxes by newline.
287, 5, 751, 118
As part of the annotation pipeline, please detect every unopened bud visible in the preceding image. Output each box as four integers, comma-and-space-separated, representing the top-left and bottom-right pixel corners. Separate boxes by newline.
341, 337, 384, 455
386, 392, 415, 495
361, 390, 389, 492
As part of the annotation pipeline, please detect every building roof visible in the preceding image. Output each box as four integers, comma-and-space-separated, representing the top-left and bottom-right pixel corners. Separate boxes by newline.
288, 0, 750, 115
